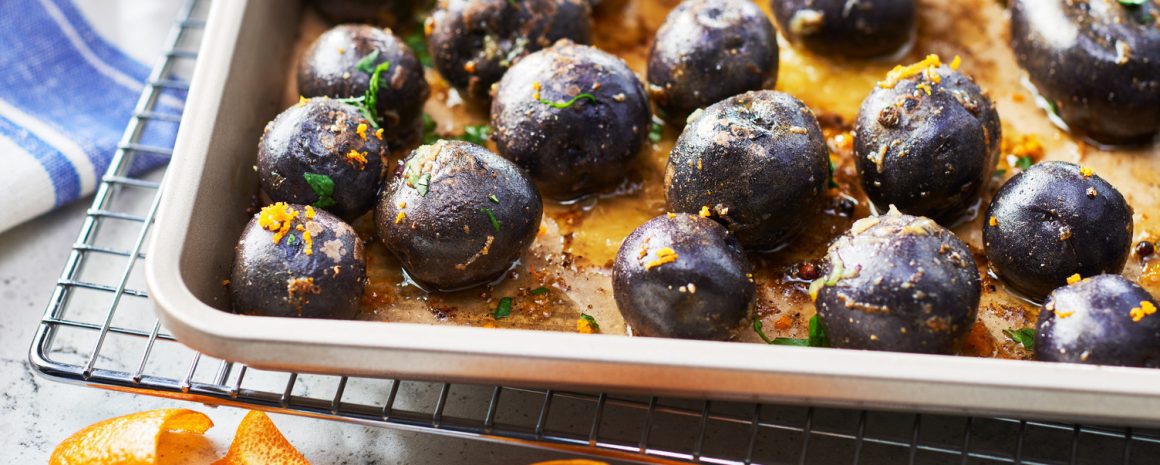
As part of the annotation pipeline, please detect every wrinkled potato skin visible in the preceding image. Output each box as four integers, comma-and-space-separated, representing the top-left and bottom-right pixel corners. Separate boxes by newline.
612, 214, 754, 340
770, 0, 915, 58
983, 161, 1134, 301
1037, 275, 1160, 368
258, 99, 386, 220
1010, 0, 1160, 145
854, 64, 1000, 225
231, 205, 366, 319
427, 0, 593, 101
298, 25, 430, 147
491, 40, 650, 199
647, 0, 778, 123
815, 210, 981, 354
666, 90, 828, 250
376, 140, 543, 291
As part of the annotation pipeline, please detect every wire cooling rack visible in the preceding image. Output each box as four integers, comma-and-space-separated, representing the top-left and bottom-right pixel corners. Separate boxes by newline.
25, 0, 1160, 463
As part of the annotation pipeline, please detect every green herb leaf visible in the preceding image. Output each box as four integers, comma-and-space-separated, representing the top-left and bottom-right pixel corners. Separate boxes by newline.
493, 296, 513, 319
828, 159, 838, 189
1015, 156, 1034, 171
303, 172, 337, 208
754, 316, 828, 347
403, 32, 433, 68
335, 96, 379, 129
1119, 0, 1146, 6
481, 207, 501, 232
994, 168, 1007, 178
530, 286, 549, 295
1003, 328, 1036, 350
580, 313, 600, 331
539, 93, 597, 109
1046, 99, 1061, 117
364, 61, 392, 124
355, 49, 381, 74
488, 194, 500, 204
648, 115, 664, 143
461, 125, 491, 145
403, 157, 432, 196
422, 113, 439, 144
286, 234, 297, 245
807, 314, 829, 348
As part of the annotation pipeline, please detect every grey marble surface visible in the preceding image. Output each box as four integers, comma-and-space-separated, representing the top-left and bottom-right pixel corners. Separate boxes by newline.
0, 201, 607, 464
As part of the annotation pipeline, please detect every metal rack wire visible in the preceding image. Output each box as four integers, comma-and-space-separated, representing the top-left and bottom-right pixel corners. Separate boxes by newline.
25, 0, 1160, 463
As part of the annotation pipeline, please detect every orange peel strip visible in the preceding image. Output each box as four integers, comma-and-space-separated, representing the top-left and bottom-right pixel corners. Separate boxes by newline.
49, 408, 213, 465
530, 461, 611, 465
213, 411, 311, 465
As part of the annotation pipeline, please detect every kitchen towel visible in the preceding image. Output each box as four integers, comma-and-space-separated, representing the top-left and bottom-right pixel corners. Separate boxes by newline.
0, 0, 184, 233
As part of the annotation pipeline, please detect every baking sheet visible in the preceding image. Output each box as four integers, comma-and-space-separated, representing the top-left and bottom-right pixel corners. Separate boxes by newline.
146, 0, 1160, 426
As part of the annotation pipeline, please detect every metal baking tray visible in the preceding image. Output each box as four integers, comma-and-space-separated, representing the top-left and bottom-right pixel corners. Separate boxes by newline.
146, 0, 1160, 427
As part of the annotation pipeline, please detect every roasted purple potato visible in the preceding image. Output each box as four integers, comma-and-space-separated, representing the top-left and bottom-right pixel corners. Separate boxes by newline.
426, 0, 592, 101
375, 140, 543, 291
983, 161, 1133, 301
298, 24, 430, 146
1037, 274, 1160, 368
491, 40, 650, 199
814, 208, 981, 354
1010, 0, 1160, 145
613, 213, 754, 340
647, 0, 778, 123
231, 203, 366, 319
258, 99, 386, 220
666, 90, 828, 250
854, 60, 1000, 225
770, 0, 915, 58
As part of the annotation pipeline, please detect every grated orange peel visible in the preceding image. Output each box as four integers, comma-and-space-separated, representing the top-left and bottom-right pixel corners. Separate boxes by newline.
212, 411, 311, 465
49, 408, 214, 465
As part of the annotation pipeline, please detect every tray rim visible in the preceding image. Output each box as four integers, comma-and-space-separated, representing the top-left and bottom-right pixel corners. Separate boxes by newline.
146, 0, 1160, 428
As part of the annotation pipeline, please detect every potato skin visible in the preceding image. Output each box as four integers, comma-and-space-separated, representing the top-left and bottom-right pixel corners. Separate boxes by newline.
426, 0, 592, 101
306, 0, 413, 26
491, 40, 650, 199
231, 204, 366, 319
298, 24, 430, 147
647, 0, 778, 123
1037, 275, 1160, 368
258, 99, 386, 221
769, 0, 915, 58
983, 161, 1133, 301
1010, 0, 1160, 145
375, 140, 543, 291
814, 208, 981, 354
612, 213, 754, 340
665, 90, 828, 250
854, 64, 1000, 225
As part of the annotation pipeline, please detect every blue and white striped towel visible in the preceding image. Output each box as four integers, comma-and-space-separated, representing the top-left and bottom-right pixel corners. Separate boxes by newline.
0, 0, 183, 233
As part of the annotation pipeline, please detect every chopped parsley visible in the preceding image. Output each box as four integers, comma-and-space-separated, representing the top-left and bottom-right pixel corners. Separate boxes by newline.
403, 158, 431, 196
355, 49, 381, 73
648, 115, 664, 143
481, 207, 501, 231
580, 313, 600, 331
493, 297, 513, 319
1015, 155, 1034, 171
994, 168, 1007, 178
1046, 99, 1061, 117
488, 194, 500, 204
286, 234, 297, 245
529, 286, 549, 295
403, 31, 432, 68
1119, 0, 1146, 6
828, 159, 838, 189
1003, 328, 1036, 350
540, 92, 597, 109
365, 61, 391, 123
754, 315, 828, 347
303, 172, 337, 208
461, 125, 491, 145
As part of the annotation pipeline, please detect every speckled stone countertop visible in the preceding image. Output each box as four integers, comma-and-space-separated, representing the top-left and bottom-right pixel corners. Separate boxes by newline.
0, 201, 602, 464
